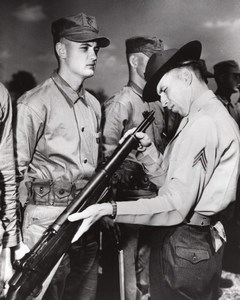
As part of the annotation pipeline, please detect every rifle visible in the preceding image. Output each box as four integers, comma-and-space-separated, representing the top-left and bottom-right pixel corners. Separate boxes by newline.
6, 110, 155, 300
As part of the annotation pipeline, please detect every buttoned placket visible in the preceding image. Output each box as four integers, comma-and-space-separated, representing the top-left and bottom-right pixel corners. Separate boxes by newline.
74, 96, 98, 168
52, 74, 98, 172
53, 81, 85, 171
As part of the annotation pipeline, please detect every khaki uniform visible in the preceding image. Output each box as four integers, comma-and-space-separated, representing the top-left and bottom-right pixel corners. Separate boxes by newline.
15, 72, 101, 300
115, 90, 240, 300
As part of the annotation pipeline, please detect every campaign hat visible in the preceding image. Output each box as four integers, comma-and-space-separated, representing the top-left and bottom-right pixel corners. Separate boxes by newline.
143, 40, 202, 102
199, 59, 214, 78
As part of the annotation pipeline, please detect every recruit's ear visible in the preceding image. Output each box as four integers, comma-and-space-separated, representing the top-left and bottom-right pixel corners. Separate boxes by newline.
55, 42, 67, 59
128, 53, 138, 69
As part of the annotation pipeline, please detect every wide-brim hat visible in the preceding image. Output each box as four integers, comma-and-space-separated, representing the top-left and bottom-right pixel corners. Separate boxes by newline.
143, 40, 202, 102
204, 70, 214, 78
198, 59, 214, 78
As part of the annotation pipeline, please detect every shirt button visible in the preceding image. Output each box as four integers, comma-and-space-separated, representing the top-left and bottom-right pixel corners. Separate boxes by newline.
59, 189, 65, 195
81, 127, 85, 132
84, 159, 87, 164
193, 254, 197, 262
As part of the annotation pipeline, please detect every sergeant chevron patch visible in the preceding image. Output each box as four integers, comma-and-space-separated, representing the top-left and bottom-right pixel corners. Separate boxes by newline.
192, 147, 207, 172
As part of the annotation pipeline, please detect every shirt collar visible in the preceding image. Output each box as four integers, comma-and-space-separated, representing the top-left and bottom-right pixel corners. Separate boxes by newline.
189, 90, 217, 116
51, 71, 86, 105
127, 80, 143, 97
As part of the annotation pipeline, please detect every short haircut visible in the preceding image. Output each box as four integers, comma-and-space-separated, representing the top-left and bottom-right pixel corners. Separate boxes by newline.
175, 60, 206, 83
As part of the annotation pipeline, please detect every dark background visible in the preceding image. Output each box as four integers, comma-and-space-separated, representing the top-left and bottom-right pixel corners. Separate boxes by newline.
0, 0, 240, 99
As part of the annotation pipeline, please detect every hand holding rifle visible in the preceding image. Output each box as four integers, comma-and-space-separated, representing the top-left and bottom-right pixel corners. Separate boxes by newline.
68, 129, 153, 242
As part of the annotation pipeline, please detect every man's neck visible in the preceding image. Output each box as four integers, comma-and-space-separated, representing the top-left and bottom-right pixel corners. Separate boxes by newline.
191, 81, 209, 105
130, 72, 146, 90
58, 68, 84, 92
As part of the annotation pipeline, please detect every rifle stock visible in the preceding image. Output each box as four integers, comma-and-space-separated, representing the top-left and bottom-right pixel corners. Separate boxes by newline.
6, 110, 155, 300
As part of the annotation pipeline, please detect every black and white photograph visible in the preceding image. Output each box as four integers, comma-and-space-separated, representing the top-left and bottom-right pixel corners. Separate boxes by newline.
0, 1, 240, 299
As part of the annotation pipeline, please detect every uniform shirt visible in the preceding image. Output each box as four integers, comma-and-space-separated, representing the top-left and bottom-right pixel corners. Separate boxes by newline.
115, 90, 240, 226
103, 81, 166, 162
15, 72, 101, 186
0, 83, 18, 247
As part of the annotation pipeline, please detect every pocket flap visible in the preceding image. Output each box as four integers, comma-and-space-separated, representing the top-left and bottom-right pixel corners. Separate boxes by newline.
32, 182, 51, 198
176, 246, 210, 264
52, 182, 72, 199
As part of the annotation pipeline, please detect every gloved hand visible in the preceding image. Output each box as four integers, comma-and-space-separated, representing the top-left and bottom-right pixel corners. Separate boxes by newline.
14, 240, 30, 260
68, 203, 113, 243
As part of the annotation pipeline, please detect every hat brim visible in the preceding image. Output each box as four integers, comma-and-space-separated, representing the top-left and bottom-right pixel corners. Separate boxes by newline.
65, 32, 110, 48
204, 71, 214, 78
143, 40, 202, 102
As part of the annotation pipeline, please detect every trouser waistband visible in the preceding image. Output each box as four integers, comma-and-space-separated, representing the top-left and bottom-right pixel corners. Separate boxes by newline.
25, 179, 87, 207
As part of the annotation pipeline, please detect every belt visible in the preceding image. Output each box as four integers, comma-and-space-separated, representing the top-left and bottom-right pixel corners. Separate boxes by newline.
26, 179, 86, 207
184, 212, 211, 227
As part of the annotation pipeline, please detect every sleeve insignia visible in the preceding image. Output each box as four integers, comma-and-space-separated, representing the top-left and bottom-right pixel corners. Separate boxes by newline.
192, 147, 207, 172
